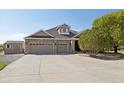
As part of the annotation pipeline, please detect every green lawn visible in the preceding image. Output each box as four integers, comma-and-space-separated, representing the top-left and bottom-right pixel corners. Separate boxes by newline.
0, 44, 4, 55
0, 61, 7, 71
0, 50, 4, 55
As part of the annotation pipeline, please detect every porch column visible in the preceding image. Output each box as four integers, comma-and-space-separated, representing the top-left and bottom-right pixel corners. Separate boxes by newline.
53, 40, 57, 54
53, 43, 55, 54
71, 40, 75, 52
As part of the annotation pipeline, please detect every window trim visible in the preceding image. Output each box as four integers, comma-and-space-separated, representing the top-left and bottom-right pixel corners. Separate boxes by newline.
6, 44, 11, 49
58, 28, 69, 35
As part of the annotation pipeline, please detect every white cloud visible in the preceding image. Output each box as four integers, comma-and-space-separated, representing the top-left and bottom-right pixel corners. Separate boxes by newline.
0, 33, 27, 44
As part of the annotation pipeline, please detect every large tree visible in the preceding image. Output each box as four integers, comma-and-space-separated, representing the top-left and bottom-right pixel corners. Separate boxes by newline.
79, 10, 124, 53
93, 10, 124, 53
79, 29, 113, 53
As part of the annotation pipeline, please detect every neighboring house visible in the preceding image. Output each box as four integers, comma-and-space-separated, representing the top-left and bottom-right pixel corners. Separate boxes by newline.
4, 41, 24, 54
25, 24, 79, 54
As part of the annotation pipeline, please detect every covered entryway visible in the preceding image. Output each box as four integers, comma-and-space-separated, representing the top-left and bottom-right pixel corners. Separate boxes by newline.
75, 40, 81, 51
29, 44, 53, 54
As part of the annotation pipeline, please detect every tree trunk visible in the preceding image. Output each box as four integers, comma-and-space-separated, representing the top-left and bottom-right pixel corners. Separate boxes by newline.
113, 46, 118, 53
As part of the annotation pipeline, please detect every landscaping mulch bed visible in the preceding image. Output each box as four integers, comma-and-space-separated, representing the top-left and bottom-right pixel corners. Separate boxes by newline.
78, 51, 124, 60
89, 52, 124, 60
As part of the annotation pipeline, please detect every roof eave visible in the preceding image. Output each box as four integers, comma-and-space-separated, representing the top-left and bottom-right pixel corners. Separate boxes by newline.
25, 37, 78, 40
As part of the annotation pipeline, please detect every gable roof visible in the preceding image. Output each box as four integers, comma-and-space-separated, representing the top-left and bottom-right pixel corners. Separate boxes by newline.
25, 24, 78, 39
5, 41, 24, 44
73, 29, 90, 38
73, 31, 82, 38
26, 30, 54, 38
46, 26, 78, 38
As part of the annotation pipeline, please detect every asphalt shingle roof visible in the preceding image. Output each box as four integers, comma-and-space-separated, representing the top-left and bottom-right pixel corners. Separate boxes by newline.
26, 24, 78, 39
5, 41, 24, 44
26, 30, 54, 38
46, 27, 78, 38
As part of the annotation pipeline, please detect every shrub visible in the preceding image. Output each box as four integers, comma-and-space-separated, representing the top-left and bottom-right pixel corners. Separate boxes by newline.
72, 50, 77, 54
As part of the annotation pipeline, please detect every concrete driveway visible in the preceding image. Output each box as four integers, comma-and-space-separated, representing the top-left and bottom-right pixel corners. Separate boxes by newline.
0, 54, 124, 83
0, 54, 24, 64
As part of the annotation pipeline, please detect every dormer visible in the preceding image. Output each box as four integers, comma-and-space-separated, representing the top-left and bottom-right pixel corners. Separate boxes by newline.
57, 24, 70, 35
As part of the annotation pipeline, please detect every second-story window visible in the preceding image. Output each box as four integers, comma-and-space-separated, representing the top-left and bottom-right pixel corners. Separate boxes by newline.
63, 28, 67, 33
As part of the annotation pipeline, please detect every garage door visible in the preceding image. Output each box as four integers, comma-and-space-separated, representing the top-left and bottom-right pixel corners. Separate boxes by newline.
57, 44, 68, 54
29, 44, 53, 54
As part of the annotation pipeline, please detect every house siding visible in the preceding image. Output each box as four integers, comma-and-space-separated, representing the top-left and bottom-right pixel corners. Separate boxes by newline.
4, 43, 24, 54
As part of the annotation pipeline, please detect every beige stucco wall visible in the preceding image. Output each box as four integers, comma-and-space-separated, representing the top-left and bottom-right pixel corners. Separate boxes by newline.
4, 43, 24, 54
71, 40, 75, 51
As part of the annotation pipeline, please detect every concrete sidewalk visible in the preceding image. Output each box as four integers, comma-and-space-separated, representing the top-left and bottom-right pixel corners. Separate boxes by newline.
0, 54, 124, 83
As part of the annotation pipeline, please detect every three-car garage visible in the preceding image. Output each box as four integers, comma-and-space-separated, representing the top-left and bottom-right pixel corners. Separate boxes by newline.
25, 39, 72, 54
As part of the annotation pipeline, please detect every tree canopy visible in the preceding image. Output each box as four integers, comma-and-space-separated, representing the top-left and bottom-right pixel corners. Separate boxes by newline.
79, 29, 113, 53
79, 10, 124, 53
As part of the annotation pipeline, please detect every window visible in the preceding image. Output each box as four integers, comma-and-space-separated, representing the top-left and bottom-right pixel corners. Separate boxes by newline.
6, 44, 11, 48
58, 28, 69, 35
63, 28, 67, 33
57, 29, 60, 33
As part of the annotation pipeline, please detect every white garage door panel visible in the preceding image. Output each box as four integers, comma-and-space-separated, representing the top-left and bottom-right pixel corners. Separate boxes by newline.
57, 44, 68, 54
30, 44, 53, 54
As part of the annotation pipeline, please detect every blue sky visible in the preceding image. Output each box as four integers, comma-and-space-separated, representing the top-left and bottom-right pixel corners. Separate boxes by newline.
0, 9, 119, 44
